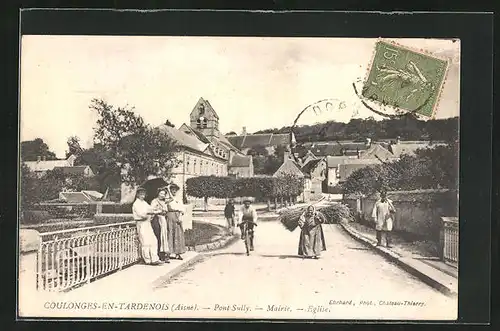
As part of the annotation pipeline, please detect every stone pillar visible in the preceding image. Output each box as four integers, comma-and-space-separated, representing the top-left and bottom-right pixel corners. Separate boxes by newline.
19, 229, 42, 308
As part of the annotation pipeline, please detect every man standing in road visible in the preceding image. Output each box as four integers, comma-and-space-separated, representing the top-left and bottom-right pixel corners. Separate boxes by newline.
371, 190, 396, 247
224, 199, 236, 235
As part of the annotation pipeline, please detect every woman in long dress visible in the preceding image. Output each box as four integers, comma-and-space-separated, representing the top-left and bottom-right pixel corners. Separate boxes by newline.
297, 205, 327, 259
166, 184, 187, 260
132, 187, 164, 266
150, 187, 170, 263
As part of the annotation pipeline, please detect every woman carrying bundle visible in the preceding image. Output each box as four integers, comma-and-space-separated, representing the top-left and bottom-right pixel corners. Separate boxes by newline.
297, 205, 326, 259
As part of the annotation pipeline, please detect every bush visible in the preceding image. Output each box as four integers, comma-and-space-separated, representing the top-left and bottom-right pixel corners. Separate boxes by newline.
101, 203, 133, 214
320, 204, 352, 224
36, 204, 97, 219
20, 210, 52, 224
341, 143, 458, 195
94, 213, 134, 224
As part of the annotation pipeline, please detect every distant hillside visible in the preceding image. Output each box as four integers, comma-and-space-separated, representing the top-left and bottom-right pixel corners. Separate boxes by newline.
253, 116, 459, 143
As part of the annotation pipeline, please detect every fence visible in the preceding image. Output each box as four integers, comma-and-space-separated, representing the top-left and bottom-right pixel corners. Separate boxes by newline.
442, 217, 459, 267
37, 221, 140, 292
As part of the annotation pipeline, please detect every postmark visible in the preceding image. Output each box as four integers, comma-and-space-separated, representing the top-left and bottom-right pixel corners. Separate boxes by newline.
361, 39, 450, 119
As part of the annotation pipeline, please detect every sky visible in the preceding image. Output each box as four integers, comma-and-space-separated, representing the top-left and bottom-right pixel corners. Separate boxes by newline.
20, 36, 460, 158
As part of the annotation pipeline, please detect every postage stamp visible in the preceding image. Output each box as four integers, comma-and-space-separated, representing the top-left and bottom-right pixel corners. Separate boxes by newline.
362, 39, 450, 118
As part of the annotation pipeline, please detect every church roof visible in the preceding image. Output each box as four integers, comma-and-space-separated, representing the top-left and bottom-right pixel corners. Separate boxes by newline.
157, 124, 209, 153
226, 133, 290, 149
191, 97, 219, 120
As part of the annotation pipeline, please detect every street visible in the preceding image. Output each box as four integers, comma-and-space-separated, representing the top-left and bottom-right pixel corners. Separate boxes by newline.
151, 218, 457, 320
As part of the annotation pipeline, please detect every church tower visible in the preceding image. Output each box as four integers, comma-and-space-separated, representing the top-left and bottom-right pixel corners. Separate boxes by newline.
189, 97, 220, 139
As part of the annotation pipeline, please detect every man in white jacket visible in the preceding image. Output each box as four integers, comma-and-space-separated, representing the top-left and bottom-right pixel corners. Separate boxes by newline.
371, 190, 396, 247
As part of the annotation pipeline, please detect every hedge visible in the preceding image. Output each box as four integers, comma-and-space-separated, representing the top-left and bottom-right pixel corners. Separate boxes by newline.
186, 175, 304, 200
94, 213, 134, 224
101, 203, 133, 214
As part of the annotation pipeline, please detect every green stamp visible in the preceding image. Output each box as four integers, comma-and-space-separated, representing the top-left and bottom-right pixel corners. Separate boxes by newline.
362, 40, 449, 118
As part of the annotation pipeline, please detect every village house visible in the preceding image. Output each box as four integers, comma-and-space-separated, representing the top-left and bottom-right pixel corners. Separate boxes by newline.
301, 157, 328, 199
388, 137, 448, 158
326, 157, 383, 189
23, 154, 77, 177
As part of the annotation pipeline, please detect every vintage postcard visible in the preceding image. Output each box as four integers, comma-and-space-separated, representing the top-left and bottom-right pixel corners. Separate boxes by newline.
18, 35, 460, 320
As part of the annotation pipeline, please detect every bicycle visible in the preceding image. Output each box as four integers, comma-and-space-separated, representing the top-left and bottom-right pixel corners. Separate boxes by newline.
239, 220, 257, 256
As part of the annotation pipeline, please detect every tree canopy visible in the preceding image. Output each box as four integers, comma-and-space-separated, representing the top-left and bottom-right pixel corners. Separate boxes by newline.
21, 138, 58, 161
66, 136, 84, 158
89, 98, 179, 186
252, 117, 458, 143
341, 142, 458, 195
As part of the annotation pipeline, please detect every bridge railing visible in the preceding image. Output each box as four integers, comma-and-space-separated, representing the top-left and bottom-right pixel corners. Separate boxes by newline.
37, 221, 140, 292
442, 217, 459, 267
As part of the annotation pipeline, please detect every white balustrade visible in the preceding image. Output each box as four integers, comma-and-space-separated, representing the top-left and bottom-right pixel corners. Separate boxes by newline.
37, 222, 140, 292
442, 217, 459, 267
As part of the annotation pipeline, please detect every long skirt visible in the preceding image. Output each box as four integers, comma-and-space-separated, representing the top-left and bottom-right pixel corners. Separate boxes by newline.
298, 224, 326, 257
166, 212, 186, 255
136, 220, 160, 264
152, 215, 170, 254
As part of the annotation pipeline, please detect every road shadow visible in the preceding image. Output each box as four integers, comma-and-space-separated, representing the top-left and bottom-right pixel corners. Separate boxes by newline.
346, 246, 370, 251
258, 254, 303, 259
207, 252, 303, 259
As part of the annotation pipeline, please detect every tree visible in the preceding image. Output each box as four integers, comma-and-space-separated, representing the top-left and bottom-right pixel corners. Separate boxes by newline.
21, 138, 58, 161
341, 143, 458, 195
89, 98, 179, 186
246, 144, 268, 157
73, 144, 121, 194
164, 119, 175, 127
186, 176, 235, 211
20, 163, 40, 209
262, 156, 282, 175
66, 135, 84, 158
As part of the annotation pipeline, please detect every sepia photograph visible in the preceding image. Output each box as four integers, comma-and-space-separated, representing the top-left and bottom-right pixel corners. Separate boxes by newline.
18, 34, 460, 320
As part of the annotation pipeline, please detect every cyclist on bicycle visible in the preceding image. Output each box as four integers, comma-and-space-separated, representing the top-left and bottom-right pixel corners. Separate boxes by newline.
237, 199, 258, 250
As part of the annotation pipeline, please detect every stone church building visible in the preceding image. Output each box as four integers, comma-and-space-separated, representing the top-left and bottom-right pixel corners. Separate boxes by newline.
121, 97, 258, 203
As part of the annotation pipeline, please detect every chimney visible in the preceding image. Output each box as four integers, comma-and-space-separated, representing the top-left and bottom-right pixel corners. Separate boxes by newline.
37, 156, 41, 162
365, 137, 372, 148
283, 148, 291, 162
242, 126, 247, 135
396, 136, 401, 145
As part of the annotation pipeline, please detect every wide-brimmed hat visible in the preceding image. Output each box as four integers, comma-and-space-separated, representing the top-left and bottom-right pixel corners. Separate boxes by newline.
136, 187, 147, 194
243, 199, 252, 203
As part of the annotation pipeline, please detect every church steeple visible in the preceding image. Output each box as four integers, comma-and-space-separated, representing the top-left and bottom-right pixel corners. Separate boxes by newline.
189, 97, 220, 139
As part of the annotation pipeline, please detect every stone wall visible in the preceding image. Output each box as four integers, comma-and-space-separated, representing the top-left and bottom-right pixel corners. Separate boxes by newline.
346, 189, 458, 242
